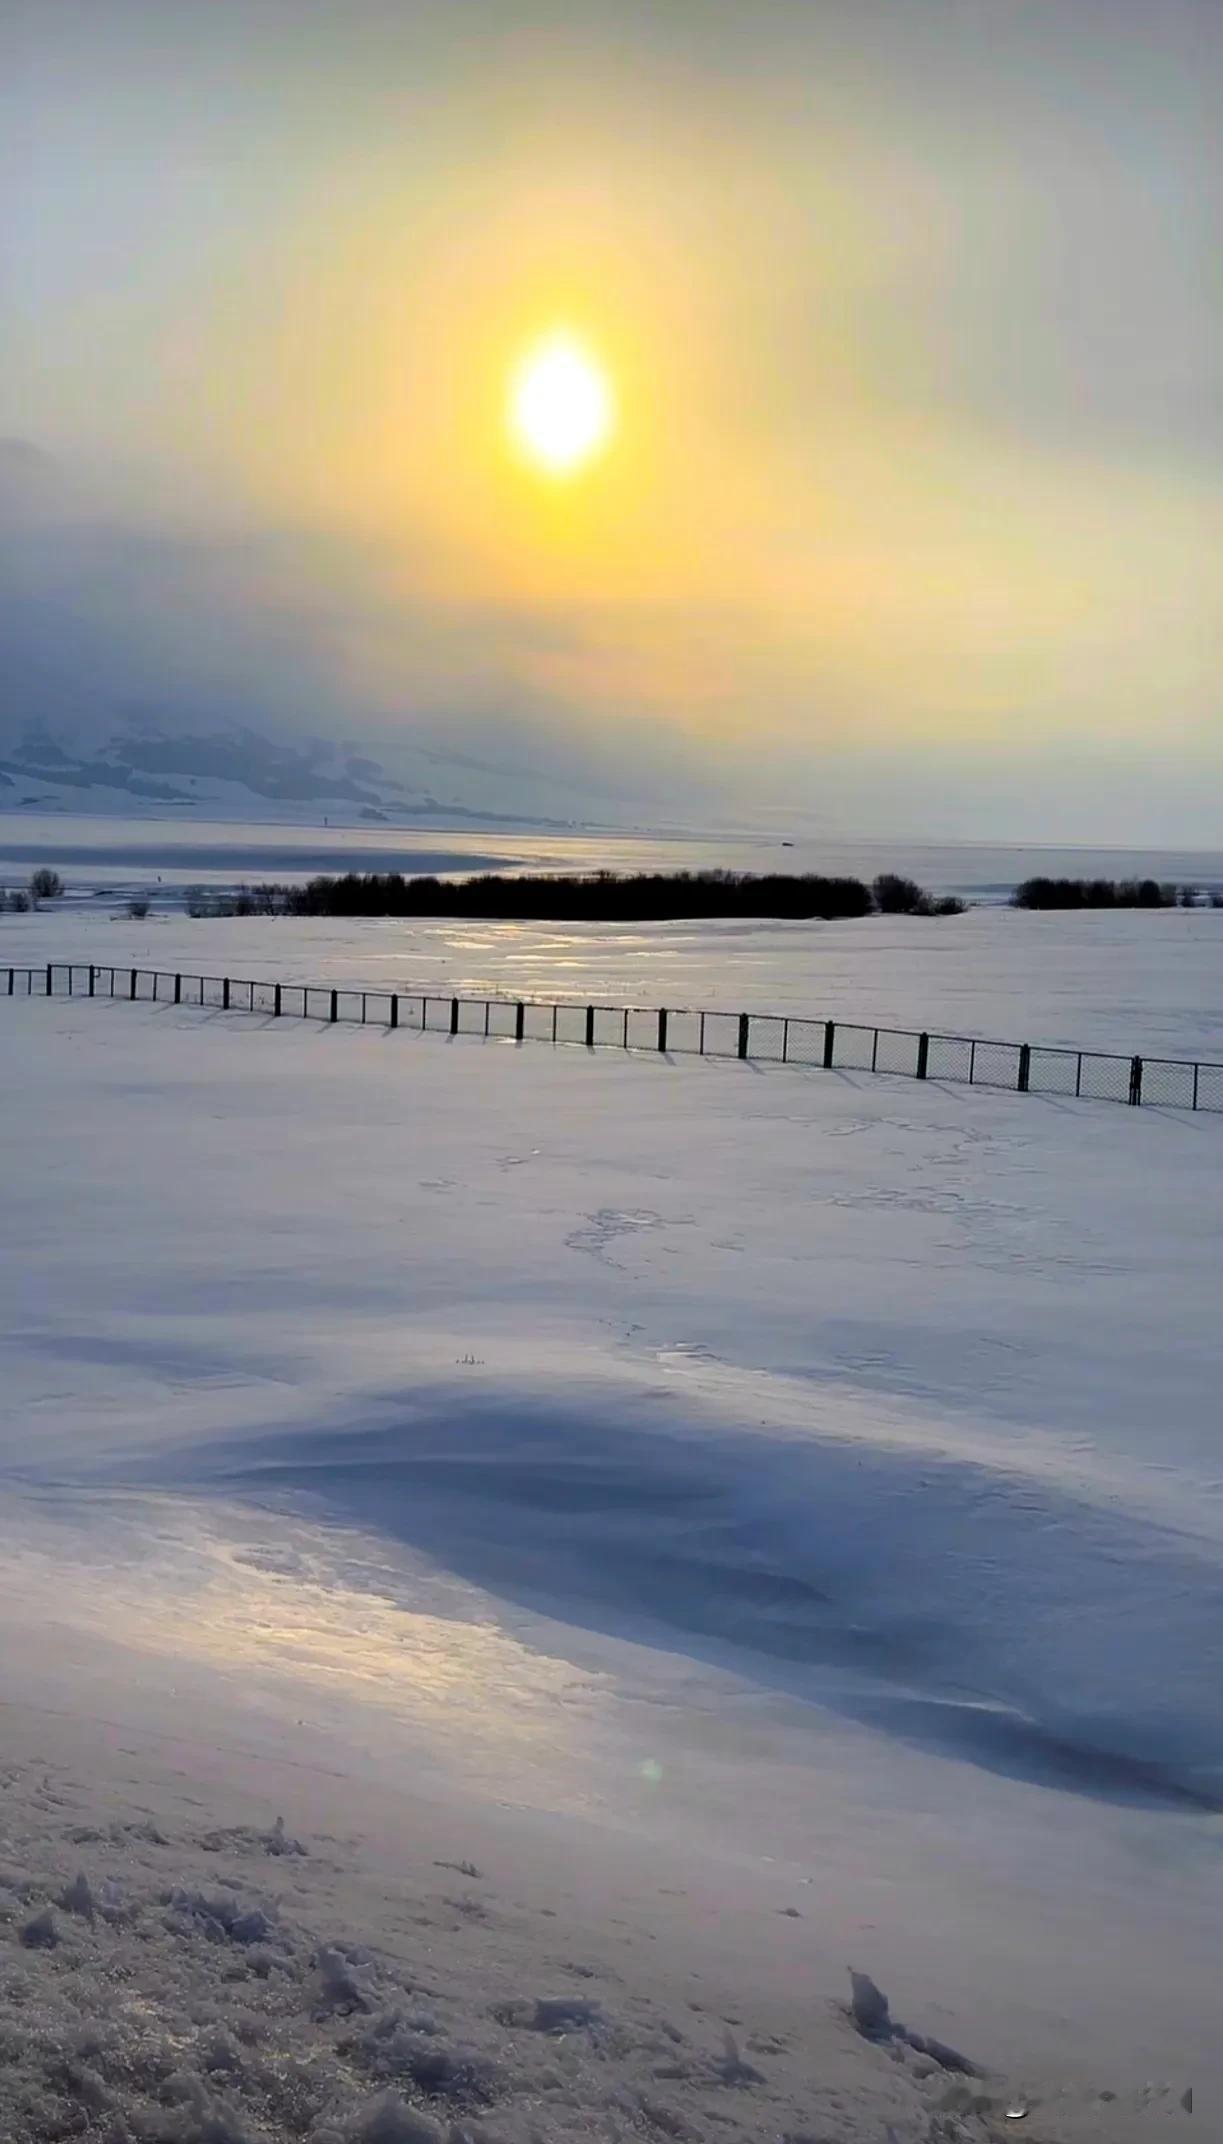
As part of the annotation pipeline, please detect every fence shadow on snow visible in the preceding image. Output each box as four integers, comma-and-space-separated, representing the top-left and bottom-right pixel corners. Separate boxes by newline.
7, 959, 1223, 1114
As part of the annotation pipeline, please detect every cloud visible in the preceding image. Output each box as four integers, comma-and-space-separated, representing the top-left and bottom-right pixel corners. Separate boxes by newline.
3, 0, 1220, 837
0, 453, 732, 817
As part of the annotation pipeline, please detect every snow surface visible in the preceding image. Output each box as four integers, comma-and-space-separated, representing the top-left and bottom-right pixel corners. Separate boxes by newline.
0, 1722, 947, 2144
2, 915, 1222, 2138
7, 896, 1223, 1061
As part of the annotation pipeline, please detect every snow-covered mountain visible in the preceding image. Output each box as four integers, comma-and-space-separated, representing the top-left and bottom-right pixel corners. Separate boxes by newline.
0, 440, 720, 834
0, 717, 607, 830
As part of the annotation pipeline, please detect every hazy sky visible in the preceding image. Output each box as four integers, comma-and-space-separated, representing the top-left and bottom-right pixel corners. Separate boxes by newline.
2, 0, 1220, 838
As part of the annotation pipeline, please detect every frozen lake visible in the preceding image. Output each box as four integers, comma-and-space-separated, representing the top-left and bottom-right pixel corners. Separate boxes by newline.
4, 807, 1223, 903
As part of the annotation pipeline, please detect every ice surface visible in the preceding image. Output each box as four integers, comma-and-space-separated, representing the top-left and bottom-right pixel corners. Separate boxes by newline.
3, 808, 1223, 907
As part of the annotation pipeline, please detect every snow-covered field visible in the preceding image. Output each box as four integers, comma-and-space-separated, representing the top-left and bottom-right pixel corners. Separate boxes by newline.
9, 897, 1223, 1061
2, 908, 1221, 2140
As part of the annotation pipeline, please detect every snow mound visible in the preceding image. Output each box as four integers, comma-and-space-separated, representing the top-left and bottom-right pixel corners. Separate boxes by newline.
0, 1758, 961, 2143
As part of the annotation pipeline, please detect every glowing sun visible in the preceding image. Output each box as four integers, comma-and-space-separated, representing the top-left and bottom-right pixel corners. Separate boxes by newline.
508, 332, 614, 476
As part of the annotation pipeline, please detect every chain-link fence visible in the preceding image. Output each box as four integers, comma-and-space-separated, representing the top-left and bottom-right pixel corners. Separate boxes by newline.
10, 960, 1223, 1116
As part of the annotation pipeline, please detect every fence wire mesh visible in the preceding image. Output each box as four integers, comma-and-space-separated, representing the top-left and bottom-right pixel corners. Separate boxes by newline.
1078, 1054, 1132, 1104
588, 1005, 621, 1047
1141, 1058, 1197, 1109
701, 1011, 740, 1057
520, 1001, 553, 1043
872, 1029, 920, 1078
549, 1003, 584, 1046
927, 1035, 973, 1082
1027, 1046, 1081, 1096
11, 962, 1223, 1116
1195, 1063, 1223, 1112
832, 1023, 877, 1071
626, 1007, 659, 1051
485, 999, 517, 1039
971, 1040, 1023, 1088
666, 1009, 703, 1054
784, 1018, 825, 1065
750, 1014, 787, 1061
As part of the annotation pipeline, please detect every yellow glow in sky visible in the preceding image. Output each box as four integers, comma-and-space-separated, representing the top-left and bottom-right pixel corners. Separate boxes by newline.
508, 332, 615, 476
15, 26, 1215, 836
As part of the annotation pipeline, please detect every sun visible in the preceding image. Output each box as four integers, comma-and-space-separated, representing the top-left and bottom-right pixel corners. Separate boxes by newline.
508, 331, 615, 477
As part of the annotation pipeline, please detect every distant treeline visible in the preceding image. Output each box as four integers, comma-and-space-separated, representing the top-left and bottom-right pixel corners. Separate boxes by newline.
190, 868, 967, 923
1013, 877, 1223, 911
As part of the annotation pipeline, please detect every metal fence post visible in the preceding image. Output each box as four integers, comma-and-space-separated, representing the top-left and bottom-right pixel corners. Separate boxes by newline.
6, 969, 12, 996
32, 965, 1216, 1119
